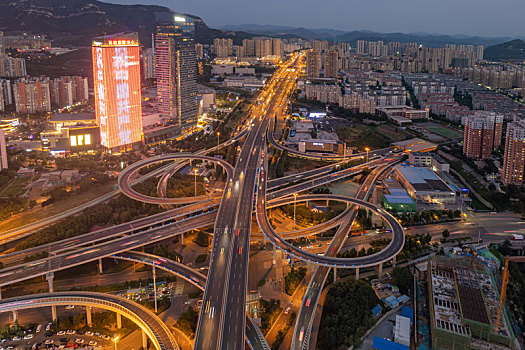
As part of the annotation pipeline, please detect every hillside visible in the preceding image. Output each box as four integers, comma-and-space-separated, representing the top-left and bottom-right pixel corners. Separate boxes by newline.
0, 0, 250, 46
484, 39, 525, 61
222, 24, 511, 48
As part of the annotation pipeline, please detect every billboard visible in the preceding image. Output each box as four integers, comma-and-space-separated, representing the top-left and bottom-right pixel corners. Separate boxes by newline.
92, 35, 142, 149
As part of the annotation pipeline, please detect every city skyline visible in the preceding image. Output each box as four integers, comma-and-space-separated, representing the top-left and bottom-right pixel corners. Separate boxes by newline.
106, 0, 525, 38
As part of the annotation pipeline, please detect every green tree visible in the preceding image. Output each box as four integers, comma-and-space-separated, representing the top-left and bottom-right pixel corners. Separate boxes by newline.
442, 229, 450, 238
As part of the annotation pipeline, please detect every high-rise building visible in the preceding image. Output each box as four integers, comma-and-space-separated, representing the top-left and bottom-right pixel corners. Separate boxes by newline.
0, 55, 26, 78
324, 50, 338, 78
306, 50, 321, 78
242, 39, 255, 56
0, 79, 12, 111
272, 38, 284, 57
0, 129, 7, 170
141, 48, 156, 79
502, 121, 525, 185
213, 38, 233, 57
463, 112, 503, 159
195, 43, 204, 59
13, 77, 51, 114
356, 40, 367, 54
92, 32, 143, 150
476, 45, 484, 61
155, 13, 198, 134
0, 32, 4, 55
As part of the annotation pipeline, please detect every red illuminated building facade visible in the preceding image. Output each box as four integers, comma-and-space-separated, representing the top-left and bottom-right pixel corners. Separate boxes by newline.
92, 32, 143, 151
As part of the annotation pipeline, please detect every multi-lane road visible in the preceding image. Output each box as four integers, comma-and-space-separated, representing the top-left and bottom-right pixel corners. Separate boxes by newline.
0, 52, 412, 350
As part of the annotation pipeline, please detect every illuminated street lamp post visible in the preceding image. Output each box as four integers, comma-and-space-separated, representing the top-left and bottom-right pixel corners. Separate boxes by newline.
113, 336, 119, 350
365, 147, 370, 163
194, 168, 198, 197
217, 132, 220, 149
293, 193, 298, 230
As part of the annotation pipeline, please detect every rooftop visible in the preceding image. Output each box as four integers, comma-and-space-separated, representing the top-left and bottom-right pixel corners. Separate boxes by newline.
396, 165, 454, 193
50, 113, 95, 123
393, 138, 437, 153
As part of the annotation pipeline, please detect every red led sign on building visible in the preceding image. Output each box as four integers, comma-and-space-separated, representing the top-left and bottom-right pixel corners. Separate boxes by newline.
92, 37, 142, 149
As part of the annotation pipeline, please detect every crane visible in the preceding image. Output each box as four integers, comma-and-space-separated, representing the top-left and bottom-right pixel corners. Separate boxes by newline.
495, 255, 525, 332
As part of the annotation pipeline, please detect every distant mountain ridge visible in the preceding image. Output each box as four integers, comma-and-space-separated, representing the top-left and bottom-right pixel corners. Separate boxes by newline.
221, 24, 518, 48
0, 0, 252, 46
484, 39, 525, 60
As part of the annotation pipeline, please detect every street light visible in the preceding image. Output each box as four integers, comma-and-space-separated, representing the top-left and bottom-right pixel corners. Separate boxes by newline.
217, 132, 220, 149
364, 147, 370, 163
293, 193, 298, 230
113, 336, 119, 350
194, 168, 198, 197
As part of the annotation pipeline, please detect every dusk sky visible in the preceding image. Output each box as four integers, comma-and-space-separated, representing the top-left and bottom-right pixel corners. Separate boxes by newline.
107, 0, 525, 38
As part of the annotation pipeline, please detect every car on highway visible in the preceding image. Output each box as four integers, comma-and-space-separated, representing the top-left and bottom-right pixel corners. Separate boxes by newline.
284, 307, 291, 315
85, 331, 94, 336
89, 341, 98, 346
44, 340, 54, 345
56, 331, 65, 336
75, 339, 84, 344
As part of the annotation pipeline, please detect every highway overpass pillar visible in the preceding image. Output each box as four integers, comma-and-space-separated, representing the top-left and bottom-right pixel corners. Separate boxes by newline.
180, 233, 184, 246
116, 313, 122, 329
272, 245, 276, 265
46, 272, 54, 292
142, 330, 148, 349
98, 258, 103, 274
392, 256, 397, 269
378, 263, 383, 278
355, 268, 360, 280
333, 267, 337, 282
46, 272, 57, 321
0, 287, 2, 300
11, 310, 17, 323
86, 307, 92, 326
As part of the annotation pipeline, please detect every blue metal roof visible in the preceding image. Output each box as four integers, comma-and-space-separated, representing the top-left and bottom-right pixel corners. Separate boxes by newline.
384, 195, 415, 204
401, 306, 414, 323
373, 337, 410, 350
371, 304, 382, 317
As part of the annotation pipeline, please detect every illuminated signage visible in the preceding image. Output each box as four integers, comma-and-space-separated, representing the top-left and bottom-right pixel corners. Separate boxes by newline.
312, 142, 324, 146
174, 16, 186, 22
70, 134, 92, 147
92, 38, 142, 149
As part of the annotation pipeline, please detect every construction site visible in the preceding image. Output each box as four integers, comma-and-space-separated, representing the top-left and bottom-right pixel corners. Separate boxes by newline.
426, 255, 519, 350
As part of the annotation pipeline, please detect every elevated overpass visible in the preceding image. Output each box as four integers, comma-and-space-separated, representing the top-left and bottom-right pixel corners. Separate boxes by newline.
0, 291, 177, 350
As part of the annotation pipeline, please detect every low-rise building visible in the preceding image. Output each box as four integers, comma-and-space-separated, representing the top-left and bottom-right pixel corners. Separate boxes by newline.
394, 165, 456, 204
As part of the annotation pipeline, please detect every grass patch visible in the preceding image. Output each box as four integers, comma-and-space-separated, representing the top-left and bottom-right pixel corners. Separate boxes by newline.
425, 125, 462, 139
0, 177, 29, 197
195, 254, 207, 264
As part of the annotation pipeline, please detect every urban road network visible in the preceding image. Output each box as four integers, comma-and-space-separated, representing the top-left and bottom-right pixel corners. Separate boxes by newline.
0, 52, 405, 350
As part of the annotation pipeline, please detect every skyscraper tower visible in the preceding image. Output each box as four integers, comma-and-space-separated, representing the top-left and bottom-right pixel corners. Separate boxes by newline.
155, 13, 198, 135
92, 32, 143, 151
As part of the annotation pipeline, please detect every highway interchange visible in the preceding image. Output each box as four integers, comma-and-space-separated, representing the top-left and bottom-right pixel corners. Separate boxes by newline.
0, 52, 407, 350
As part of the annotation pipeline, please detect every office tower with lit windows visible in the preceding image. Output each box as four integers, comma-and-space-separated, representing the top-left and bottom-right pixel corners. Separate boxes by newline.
92, 32, 143, 151
155, 13, 198, 135
502, 121, 525, 185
